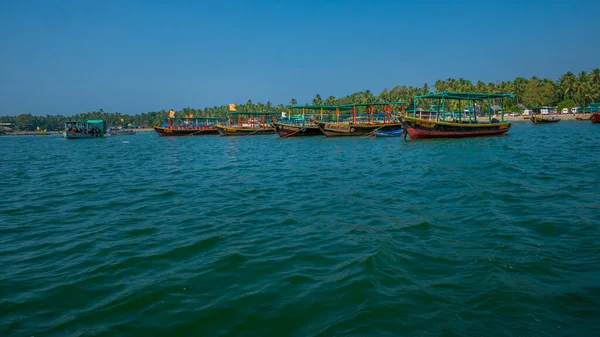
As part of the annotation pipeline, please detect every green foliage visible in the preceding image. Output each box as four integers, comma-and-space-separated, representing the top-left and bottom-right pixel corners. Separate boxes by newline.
2, 68, 599, 130
557, 99, 576, 112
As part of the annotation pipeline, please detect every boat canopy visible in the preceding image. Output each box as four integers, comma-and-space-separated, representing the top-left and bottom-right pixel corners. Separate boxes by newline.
414, 92, 514, 100
338, 101, 407, 108
226, 111, 278, 116
306, 102, 406, 124
170, 117, 224, 120
64, 119, 106, 133
412, 92, 513, 123
226, 111, 277, 127
286, 105, 347, 110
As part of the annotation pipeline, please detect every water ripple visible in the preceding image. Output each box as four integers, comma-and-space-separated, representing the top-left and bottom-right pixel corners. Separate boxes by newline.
1, 123, 600, 336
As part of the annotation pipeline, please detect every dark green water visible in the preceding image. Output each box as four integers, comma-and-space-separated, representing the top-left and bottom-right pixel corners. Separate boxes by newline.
1, 121, 600, 336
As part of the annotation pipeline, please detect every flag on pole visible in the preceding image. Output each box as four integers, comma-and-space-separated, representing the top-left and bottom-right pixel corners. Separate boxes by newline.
229, 104, 237, 112
169, 109, 175, 118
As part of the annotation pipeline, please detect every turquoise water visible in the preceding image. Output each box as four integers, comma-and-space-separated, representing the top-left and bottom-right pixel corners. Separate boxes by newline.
1, 121, 600, 336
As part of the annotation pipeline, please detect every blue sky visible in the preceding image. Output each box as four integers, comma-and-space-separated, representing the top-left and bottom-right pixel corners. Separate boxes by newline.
0, 0, 598, 115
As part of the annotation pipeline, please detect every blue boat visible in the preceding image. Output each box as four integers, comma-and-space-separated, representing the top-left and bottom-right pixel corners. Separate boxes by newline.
374, 128, 404, 137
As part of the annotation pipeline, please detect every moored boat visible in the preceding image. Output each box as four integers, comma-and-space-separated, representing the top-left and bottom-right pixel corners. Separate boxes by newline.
274, 105, 344, 137
313, 102, 405, 137
591, 113, 600, 124
272, 122, 322, 137
63, 120, 106, 139
401, 92, 513, 139
530, 115, 561, 124
154, 111, 223, 136
216, 110, 276, 136
374, 129, 404, 137
530, 106, 560, 124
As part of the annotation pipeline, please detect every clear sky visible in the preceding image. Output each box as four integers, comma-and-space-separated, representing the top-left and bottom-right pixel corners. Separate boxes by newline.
0, 0, 598, 115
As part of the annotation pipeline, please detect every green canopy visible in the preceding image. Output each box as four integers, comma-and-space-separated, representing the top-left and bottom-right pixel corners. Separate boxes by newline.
339, 102, 407, 108
415, 92, 514, 100
226, 111, 278, 116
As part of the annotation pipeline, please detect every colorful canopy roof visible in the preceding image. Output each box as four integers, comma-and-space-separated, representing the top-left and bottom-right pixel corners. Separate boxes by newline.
415, 92, 514, 100
339, 102, 407, 108
226, 111, 278, 116
170, 117, 224, 120
286, 105, 351, 110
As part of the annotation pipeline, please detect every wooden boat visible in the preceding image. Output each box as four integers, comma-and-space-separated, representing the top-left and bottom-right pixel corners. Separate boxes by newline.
530, 106, 560, 124
273, 105, 336, 137
590, 113, 600, 124
63, 120, 105, 139
216, 111, 276, 136
530, 115, 561, 124
272, 122, 322, 137
154, 115, 223, 137
313, 102, 405, 137
401, 92, 513, 139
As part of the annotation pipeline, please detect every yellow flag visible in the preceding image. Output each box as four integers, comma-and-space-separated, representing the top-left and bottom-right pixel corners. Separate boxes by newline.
229, 104, 237, 111
189, 113, 194, 118
120, 118, 124, 123
169, 109, 175, 118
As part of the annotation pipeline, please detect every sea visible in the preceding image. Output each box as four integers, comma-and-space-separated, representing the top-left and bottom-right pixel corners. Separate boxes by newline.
1, 120, 599, 336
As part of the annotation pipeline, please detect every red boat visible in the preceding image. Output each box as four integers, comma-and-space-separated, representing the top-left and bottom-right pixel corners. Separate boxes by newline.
402, 92, 513, 139
590, 113, 600, 124
154, 116, 223, 137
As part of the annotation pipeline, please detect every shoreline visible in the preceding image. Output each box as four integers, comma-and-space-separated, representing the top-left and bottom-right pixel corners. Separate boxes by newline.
1, 128, 156, 136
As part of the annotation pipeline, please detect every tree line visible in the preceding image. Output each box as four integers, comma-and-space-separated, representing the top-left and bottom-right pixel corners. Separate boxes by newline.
1, 69, 599, 131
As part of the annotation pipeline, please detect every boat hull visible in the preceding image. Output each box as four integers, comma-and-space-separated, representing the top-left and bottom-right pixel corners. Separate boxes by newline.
590, 113, 600, 124
273, 122, 322, 137
216, 126, 275, 136
153, 126, 219, 136
401, 116, 511, 139
63, 132, 103, 139
108, 130, 136, 136
314, 121, 403, 137
530, 116, 560, 124
374, 129, 404, 137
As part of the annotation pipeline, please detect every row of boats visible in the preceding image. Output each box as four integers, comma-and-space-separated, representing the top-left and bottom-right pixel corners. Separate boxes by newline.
63, 93, 600, 139
155, 92, 517, 139
153, 93, 599, 139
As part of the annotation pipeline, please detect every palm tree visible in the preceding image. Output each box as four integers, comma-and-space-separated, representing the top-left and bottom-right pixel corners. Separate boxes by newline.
590, 68, 600, 85
312, 94, 323, 106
